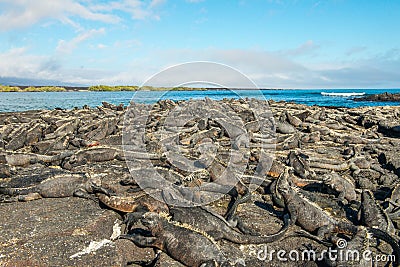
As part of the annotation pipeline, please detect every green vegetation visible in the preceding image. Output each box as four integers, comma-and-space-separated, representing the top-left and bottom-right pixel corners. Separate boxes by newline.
0, 85, 66, 92
0, 84, 208, 92
0, 85, 20, 92
88, 85, 139, 91
24, 86, 67, 92
88, 85, 207, 91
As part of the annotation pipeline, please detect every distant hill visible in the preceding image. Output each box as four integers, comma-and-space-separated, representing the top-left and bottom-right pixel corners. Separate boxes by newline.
0, 77, 85, 87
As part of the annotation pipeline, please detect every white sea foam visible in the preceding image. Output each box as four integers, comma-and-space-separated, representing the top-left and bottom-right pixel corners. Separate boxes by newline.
321, 92, 365, 97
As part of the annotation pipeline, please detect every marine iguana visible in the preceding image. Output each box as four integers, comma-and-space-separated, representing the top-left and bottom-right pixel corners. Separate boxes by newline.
286, 151, 315, 179
277, 168, 400, 265
285, 152, 358, 204
98, 189, 260, 238
269, 168, 349, 209
124, 205, 291, 245
325, 226, 373, 267
0, 172, 112, 202
119, 212, 234, 267
358, 189, 396, 236
0, 150, 74, 167
383, 184, 400, 223
321, 171, 357, 204
285, 111, 302, 127
61, 146, 121, 170
99, 167, 253, 234
97, 191, 169, 214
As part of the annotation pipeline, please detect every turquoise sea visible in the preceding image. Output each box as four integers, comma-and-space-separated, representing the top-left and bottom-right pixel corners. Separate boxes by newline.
0, 89, 399, 112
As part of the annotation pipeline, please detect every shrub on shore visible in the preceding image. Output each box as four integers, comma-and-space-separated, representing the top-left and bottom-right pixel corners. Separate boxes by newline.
0, 85, 67, 92
24, 86, 67, 92
0, 85, 20, 92
0, 84, 207, 92
88, 85, 139, 91
87, 85, 205, 91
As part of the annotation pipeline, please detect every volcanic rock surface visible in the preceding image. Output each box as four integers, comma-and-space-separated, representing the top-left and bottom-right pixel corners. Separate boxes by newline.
0, 99, 399, 266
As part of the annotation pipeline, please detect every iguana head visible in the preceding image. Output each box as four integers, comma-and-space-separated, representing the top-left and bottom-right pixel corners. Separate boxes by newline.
276, 168, 295, 201
322, 172, 331, 182
141, 212, 165, 234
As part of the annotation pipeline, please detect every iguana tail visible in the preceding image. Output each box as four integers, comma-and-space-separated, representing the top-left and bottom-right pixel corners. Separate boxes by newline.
225, 188, 251, 221
228, 213, 291, 244
369, 227, 400, 267
0, 186, 38, 196
284, 229, 333, 247
309, 162, 349, 171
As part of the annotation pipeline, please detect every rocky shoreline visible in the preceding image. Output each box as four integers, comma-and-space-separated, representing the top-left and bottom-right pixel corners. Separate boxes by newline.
0, 99, 400, 266
354, 92, 400, 102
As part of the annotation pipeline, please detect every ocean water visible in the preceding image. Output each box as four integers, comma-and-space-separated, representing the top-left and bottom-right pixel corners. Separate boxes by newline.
0, 89, 399, 112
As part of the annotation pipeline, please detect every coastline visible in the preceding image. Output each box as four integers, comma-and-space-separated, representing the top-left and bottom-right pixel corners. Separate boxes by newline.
1, 85, 400, 93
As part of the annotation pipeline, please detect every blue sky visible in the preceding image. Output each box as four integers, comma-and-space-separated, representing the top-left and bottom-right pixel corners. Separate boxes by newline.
0, 0, 399, 88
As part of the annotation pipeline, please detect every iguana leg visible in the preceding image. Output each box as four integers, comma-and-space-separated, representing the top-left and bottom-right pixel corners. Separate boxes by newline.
316, 225, 333, 239
206, 230, 225, 241
18, 192, 42, 202
90, 184, 115, 196
124, 212, 147, 233
119, 234, 159, 248
287, 203, 298, 227
120, 178, 136, 186
127, 186, 144, 193
73, 188, 97, 201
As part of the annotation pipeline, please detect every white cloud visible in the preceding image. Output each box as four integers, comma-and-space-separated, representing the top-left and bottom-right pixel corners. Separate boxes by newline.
0, 0, 119, 31
208, 49, 307, 73
0, 47, 59, 78
97, 44, 108, 49
0, 46, 147, 85
0, 0, 165, 31
154, 48, 308, 79
151, 47, 400, 88
56, 28, 106, 54
150, 0, 166, 8
1, 45, 399, 88
90, 0, 165, 21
